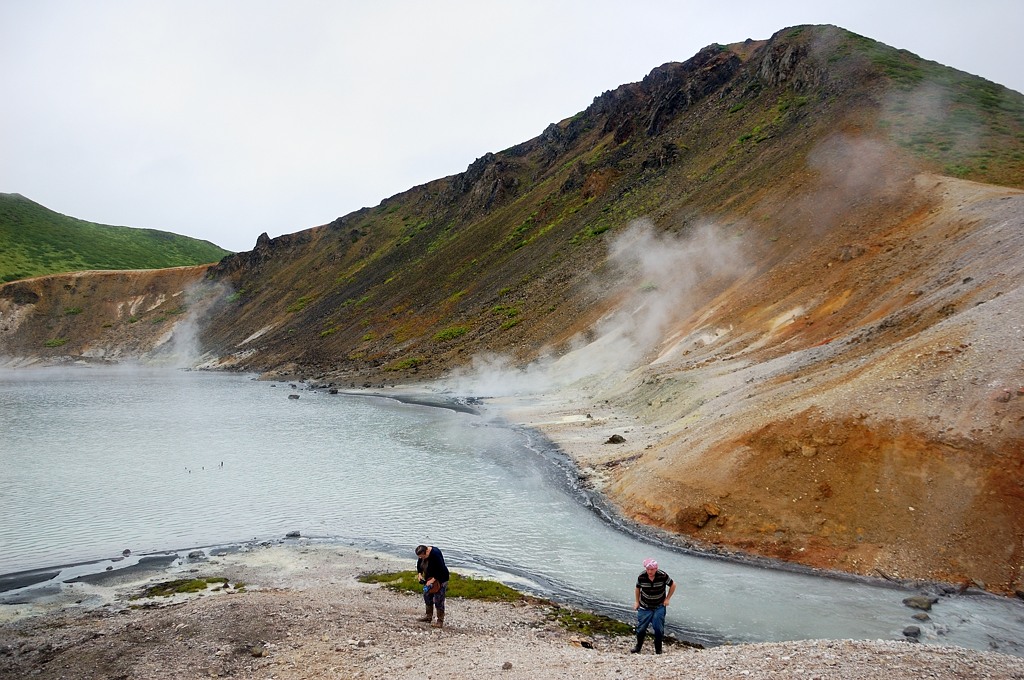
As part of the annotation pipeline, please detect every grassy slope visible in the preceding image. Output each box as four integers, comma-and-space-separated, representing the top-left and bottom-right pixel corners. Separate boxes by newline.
0, 193, 232, 282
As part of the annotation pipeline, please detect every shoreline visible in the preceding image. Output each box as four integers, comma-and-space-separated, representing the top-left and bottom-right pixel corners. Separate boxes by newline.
3, 377, 1024, 668
352, 384, 1005, 604
3, 541, 1024, 679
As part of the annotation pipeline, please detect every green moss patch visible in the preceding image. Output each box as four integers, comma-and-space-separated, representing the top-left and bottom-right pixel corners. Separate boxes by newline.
358, 570, 523, 602
359, 570, 632, 637
545, 604, 634, 636
132, 576, 230, 599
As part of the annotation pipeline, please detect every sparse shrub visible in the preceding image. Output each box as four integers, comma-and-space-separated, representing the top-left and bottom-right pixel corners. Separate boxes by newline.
44, 337, 68, 347
341, 295, 371, 308
434, 325, 469, 342
386, 356, 424, 371
492, 304, 519, 318
287, 295, 315, 313
64, 306, 83, 315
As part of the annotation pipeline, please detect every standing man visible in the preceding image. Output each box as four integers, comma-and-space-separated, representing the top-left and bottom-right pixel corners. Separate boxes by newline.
415, 544, 450, 628
632, 557, 676, 654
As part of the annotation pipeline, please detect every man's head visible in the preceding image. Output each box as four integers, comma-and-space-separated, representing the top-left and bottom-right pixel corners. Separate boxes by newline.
415, 545, 429, 557
643, 558, 658, 572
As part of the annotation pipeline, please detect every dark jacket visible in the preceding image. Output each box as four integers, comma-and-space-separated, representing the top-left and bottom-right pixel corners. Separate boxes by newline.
417, 546, 450, 583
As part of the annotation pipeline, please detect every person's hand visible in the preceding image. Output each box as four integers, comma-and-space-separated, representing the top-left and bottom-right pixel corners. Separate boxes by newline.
634, 602, 640, 611
664, 599, 671, 606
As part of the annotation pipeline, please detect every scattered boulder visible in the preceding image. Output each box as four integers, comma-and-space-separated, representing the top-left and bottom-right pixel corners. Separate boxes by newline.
902, 595, 938, 611
288, 394, 300, 400
902, 625, 921, 639
286, 531, 301, 538
501, 661, 513, 670
605, 434, 626, 444
912, 613, 930, 622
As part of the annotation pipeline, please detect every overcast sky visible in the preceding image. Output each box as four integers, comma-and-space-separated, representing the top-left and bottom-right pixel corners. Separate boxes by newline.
2, 1, 1022, 253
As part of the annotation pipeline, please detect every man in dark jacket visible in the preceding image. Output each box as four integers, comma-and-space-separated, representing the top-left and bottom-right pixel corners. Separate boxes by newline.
632, 557, 676, 654
415, 544, 451, 628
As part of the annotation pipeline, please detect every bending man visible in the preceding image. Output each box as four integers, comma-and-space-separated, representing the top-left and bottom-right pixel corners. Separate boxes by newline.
415, 544, 451, 628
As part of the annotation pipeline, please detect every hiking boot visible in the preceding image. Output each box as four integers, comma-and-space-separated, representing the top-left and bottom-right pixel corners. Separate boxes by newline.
417, 604, 433, 622
432, 610, 445, 629
630, 633, 645, 653
654, 636, 663, 654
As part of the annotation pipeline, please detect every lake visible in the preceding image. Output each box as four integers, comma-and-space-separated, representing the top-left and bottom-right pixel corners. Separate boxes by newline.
1, 366, 1022, 654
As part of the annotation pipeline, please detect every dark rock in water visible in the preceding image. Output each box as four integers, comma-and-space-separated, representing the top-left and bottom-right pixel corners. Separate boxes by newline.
903, 625, 921, 639
187, 550, 206, 560
903, 595, 939, 611
286, 531, 301, 538
605, 434, 626, 444
329, 388, 338, 394
122, 548, 131, 556
288, 394, 300, 399
912, 612, 930, 622
1016, 589, 1024, 600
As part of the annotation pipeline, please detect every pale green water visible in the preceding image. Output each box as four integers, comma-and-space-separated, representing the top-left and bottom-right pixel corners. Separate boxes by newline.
1, 366, 1022, 653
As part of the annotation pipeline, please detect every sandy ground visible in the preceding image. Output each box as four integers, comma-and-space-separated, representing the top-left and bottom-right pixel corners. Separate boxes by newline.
2, 542, 1023, 679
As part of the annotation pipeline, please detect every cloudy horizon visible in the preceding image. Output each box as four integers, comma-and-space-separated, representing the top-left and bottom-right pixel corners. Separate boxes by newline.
3, 1, 1022, 253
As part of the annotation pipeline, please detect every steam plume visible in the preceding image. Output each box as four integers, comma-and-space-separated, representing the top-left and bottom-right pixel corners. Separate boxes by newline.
449, 219, 747, 397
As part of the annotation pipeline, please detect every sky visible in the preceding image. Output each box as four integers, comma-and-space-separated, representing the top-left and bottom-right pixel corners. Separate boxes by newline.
2, 1, 1022, 253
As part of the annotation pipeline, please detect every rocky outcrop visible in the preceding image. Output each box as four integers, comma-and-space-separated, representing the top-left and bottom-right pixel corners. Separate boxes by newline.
0, 266, 215, 365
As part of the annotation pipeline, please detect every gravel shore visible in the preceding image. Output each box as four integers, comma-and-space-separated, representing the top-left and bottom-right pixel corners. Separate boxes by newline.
2, 542, 1023, 679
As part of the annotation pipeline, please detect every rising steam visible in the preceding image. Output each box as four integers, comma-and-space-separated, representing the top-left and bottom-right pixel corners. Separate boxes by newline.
448, 219, 747, 397
157, 280, 235, 368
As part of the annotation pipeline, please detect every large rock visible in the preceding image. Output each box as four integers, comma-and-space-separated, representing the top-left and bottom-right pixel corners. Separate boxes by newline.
902, 595, 938, 611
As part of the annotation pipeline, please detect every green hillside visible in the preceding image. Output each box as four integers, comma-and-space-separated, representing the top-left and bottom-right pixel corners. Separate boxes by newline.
0, 193, 232, 282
